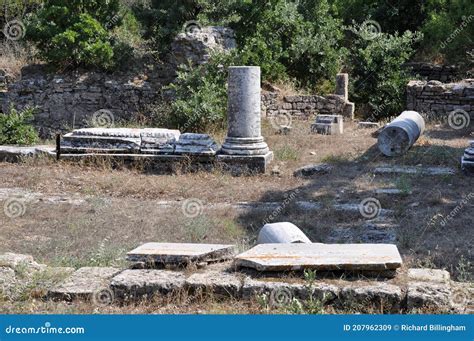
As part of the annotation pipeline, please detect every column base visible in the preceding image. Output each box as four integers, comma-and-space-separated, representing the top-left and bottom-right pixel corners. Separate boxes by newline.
216, 151, 273, 174
220, 137, 269, 156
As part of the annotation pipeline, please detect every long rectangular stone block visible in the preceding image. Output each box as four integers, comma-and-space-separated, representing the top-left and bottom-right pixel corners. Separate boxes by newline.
235, 243, 402, 272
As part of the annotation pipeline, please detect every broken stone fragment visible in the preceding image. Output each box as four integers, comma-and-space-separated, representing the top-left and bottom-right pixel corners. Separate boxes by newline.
48, 267, 121, 301
311, 114, 343, 135
174, 133, 219, 155
357, 121, 380, 129
257, 222, 311, 244
0, 252, 47, 273
408, 268, 450, 283
139, 128, 180, 154
111, 269, 186, 300
293, 163, 333, 177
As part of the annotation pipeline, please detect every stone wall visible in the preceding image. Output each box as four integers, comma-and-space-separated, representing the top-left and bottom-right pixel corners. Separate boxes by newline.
0, 26, 237, 139
406, 79, 474, 120
2, 71, 161, 138
404, 62, 461, 82
261, 93, 354, 119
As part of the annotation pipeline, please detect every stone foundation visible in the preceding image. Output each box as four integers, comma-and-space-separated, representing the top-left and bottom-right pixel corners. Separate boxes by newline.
404, 62, 461, 82
261, 74, 355, 120
406, 79, 474, 121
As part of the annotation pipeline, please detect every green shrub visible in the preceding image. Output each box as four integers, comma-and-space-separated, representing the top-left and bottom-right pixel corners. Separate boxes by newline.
347, 29, 422, 119
420, 0, 474, 64
0, 106, 38, 145
26, 0, 123, 69
161, 52, 236, 133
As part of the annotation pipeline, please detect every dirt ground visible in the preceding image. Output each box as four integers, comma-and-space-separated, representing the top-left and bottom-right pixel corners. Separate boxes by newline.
0, 119, 472, 313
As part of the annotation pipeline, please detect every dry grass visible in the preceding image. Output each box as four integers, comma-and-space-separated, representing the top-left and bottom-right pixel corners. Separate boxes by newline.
0, 119, 472, 315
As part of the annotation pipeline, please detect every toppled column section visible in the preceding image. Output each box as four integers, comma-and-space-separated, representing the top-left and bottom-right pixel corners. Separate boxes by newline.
377, 111, 425, 157
257, 222, 311, 244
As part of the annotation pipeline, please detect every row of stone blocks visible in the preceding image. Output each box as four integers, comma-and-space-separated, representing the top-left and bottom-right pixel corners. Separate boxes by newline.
47, 264, 472, 313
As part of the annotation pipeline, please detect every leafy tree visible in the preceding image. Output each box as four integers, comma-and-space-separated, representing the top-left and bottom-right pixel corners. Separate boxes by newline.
420, 0, 474, 64
26, 0, 122, 69
162, 52, 236, 132
347, 29, 422, 119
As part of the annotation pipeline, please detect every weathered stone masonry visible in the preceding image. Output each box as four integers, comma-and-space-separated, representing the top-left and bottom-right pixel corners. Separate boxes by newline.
2, 72, 161, 138
406, 79, 474, 120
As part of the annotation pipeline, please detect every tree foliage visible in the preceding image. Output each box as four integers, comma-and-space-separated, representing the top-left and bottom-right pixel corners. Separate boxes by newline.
26, 0, 122, 69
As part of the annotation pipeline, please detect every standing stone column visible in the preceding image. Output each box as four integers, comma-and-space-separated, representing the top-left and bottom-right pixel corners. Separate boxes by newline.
220, 66, 269, 155
335, 73, 349, 101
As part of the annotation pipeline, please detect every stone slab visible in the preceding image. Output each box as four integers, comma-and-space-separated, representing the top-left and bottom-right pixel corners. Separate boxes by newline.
185, 270, 243, 297
293, 163, 333, 177
48, 267, 121, 300
340, 282, 402, 310
242, 277, 339, 303
235, 243, 402, 272
126, 242, 236, 265
111, 269, 186, 299
373, 165, 456, 176
408, 268, 450, 283
0, 145, 55, 162
407, 281, 452, 310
